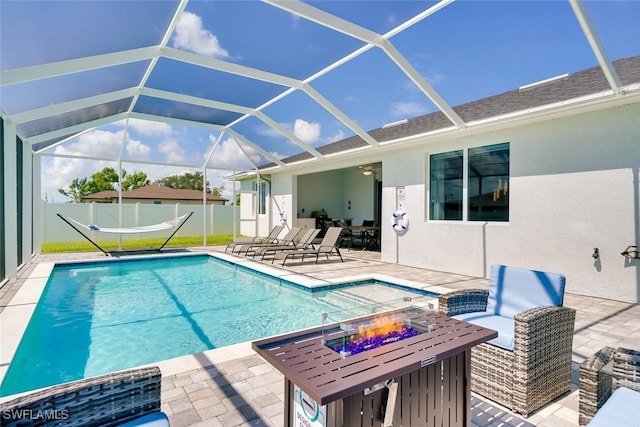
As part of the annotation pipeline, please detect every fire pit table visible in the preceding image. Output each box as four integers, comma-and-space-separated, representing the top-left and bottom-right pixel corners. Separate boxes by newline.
252, 306, 497, 427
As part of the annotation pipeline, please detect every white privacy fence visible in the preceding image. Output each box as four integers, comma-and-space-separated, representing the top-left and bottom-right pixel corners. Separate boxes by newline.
43, 202, 238, 243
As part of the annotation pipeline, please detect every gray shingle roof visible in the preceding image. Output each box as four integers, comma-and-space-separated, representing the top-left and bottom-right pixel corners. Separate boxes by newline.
263, 55, 640, 169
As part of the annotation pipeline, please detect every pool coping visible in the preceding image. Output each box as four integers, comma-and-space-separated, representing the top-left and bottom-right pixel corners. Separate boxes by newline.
0, 251, 450, 402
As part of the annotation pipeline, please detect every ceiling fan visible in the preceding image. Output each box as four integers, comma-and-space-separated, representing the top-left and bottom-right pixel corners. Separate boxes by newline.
359, 165, 374, 176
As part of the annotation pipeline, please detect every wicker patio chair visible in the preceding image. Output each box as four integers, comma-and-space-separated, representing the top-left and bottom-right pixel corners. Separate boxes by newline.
438, 264, 576, 417
0, 366, 169, 427
579, 346, 640, 426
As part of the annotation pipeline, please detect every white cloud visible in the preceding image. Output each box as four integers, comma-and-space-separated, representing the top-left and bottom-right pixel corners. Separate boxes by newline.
173, 11, 229, 58
390, 102, 428, 118
293, 119, 321, 144
126, 119, 173, 138
40, 129, 154, 201
206, 136, 261, 170
126, 139, 151, 159
158, 140, 186, 163
326, 129, 345, 144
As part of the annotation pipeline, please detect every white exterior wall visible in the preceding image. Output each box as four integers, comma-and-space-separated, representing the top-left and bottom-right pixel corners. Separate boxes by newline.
382, 103, 640, 303
268, 103, 639, 303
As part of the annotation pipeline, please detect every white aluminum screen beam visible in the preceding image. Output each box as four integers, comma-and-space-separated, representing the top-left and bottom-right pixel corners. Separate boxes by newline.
225, 128, 286, 167
569, 0, 622, 91
139, 88, 323, 159
381, 40, 465, 127
163, 47, 300, 88
11, 88, 138, 124
265, 0, 464, 128
39, 151, 249, 172
0, 46, 159, 86
130, 112, 284, 167
140, 87, 254, 115
254, 111, 323, 158
303, 84, 379, 147
27, 113, 129, 145
162, 47, 382, 148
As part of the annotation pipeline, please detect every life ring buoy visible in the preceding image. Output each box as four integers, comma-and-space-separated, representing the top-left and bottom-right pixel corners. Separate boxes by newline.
279, 210, 288, 225
392, 209, 409, 232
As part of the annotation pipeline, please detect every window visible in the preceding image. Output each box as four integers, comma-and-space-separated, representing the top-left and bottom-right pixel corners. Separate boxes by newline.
253, 180, 269, 215
468, 143, 510, 222
430, 150, 463, 220
429, 142, 510, 222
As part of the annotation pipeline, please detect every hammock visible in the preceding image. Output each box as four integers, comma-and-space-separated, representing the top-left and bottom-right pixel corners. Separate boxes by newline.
57, 212, 193, 255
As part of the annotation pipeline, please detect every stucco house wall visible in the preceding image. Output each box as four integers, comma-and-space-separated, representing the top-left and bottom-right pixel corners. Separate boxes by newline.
260, 102, 639, 303
380, 102, 639, 303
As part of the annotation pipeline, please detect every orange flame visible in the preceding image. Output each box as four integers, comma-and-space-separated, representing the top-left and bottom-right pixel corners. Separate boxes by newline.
352, 315, 406, 340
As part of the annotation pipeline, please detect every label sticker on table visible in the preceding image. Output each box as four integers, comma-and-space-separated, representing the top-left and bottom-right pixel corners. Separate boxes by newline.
294, 385, 326, 427
421, 355, 437, 367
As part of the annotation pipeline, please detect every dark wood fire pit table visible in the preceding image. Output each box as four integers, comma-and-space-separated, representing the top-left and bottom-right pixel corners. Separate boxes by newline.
252, 307, 497, 427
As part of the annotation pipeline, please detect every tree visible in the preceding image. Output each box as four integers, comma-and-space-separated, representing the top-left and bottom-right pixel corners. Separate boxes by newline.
156, 171, 209, 192
211, 187, 223, 197
85, 167, 119, 194
58, 177, 90, 202
122, 171, 150, 191
58, 167, 150, 202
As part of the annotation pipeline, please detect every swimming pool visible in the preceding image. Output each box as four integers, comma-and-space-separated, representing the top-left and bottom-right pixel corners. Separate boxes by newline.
0, 254, 437, 397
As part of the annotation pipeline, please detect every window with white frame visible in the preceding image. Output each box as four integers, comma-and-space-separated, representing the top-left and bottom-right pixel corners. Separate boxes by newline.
429, 142, 510, 222
253, 180, 269, 215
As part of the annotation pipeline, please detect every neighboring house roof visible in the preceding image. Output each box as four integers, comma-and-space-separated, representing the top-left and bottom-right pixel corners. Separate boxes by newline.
81, 184, 228, 202
263, 56, 640, 168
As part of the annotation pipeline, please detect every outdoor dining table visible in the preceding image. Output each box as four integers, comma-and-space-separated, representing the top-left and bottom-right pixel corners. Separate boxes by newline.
348, 225, 380, 250
253, 307, 498, 427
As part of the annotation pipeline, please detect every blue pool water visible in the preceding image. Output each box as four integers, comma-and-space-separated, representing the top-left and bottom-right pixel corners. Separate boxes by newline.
0, 254, 437, 397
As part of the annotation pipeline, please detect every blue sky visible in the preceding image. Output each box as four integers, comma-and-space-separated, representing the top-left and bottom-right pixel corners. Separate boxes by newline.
1, 1, 639, 202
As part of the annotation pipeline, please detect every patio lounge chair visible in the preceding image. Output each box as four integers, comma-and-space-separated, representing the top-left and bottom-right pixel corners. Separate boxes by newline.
225, 224, 284, 252
280, 226, 343, 266
0, 366, 169, 427
255, 227, 320, 262
579, 346, 640, 426
438, 264, 576, 417
234, 227, 302, 256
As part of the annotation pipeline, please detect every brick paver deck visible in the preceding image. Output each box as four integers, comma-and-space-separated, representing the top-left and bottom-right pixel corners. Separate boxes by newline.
2, 246, 639, 426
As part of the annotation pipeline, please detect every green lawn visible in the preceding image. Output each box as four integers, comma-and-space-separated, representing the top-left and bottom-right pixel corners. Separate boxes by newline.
41, 235, 235, 253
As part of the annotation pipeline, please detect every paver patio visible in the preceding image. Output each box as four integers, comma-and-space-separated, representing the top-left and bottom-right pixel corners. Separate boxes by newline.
1, 247, 638, 426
